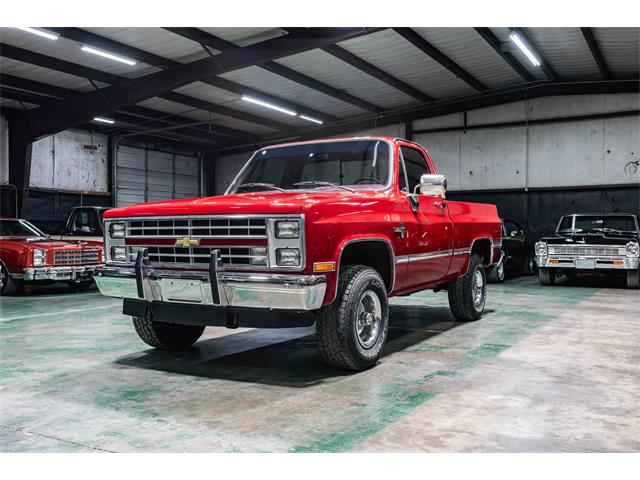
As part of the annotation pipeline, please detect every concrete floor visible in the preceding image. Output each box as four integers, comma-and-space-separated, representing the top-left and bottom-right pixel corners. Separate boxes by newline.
1, 275, 638, 452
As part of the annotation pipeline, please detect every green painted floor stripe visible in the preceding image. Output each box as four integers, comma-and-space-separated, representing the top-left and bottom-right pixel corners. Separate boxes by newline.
0, 304, 117, 322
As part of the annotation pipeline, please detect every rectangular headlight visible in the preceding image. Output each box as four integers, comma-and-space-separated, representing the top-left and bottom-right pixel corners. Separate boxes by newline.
250, 247, 267, 265
111, 246, 127, 262
276, 220, 300, 239
276, 248, 300, 266
110, 222, 125, 238
33, 248, 46, 266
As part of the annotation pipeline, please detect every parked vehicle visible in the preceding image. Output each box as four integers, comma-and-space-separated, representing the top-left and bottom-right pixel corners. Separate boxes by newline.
535, 213, 640, 289
94, 137, 502, 370
49, 206, 108, 243
0, 218, 104, 295
487, 218, 536, 283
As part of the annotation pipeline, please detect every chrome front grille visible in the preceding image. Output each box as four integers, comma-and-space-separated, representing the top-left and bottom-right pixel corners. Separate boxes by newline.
126, 218, 267, 238
54, 249, 100, 265
548, 245, 624, 256
126, 246, 263, 267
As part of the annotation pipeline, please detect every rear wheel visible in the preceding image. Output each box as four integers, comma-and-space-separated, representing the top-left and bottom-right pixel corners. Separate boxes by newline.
448, 254, 487, 321
133, 310, 205, 350
522, 254, 536, 276
316, 265, 389, 371
487, 256, 505, 283
627, 270, 639, 289
0, 264, 23, 296
538, 267, 556, 286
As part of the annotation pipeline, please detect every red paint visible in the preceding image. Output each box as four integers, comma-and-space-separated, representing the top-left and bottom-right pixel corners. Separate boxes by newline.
105, 137, 502, 305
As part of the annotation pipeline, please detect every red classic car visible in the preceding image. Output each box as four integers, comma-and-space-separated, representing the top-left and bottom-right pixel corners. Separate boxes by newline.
0, 218, 104, 295
94, 137, 502, 370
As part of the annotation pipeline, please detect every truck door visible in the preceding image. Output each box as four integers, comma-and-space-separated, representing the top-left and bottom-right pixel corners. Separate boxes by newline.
398, 144, 453, 290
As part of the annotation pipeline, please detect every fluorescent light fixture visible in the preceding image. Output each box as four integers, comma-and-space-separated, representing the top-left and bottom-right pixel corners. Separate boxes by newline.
81, 46, 136, 66
93, 117, 115, 124
15, 27, 58, 41
241, 96, 296, 116
299, 114, 323, 125
510, 33, 540, 67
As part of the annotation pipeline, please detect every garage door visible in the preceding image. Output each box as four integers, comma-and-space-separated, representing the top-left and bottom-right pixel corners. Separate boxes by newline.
115, 146, 201, 207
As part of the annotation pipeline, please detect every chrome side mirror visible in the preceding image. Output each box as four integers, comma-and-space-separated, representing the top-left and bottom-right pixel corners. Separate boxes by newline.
416, 174, 447, 197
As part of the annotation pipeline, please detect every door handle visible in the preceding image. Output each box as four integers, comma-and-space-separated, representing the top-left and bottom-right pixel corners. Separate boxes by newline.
434, 201, 447, 208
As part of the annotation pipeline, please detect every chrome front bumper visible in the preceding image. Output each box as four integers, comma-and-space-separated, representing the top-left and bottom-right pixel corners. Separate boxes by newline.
23, 265, 97, 281
94, 262, 326, 311
536, 256, 639, 270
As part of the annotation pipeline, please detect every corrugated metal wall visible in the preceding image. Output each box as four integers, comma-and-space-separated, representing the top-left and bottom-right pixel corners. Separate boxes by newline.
115, 145, 201, 207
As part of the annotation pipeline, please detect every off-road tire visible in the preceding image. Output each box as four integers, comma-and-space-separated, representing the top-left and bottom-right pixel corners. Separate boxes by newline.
538, 267, 556, 286
627, 269, 640, 289
316, 265, 389, 371
67, 280, 94, 292
487, 256, 505, 283
522, 254, 536, 276
448, 254, 487, 322
0, 264, 23, 296
132, 310, 205, 350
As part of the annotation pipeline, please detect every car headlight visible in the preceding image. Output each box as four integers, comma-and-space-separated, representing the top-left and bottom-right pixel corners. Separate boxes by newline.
109, 222, 125, 238
111, 246, 127, 262
626, 242, 639, 258
250, 247, 267, 265
276, 220, 300, 239
33, 248, 46, 266
276, 248, 300, 266
535, 242, 548, 257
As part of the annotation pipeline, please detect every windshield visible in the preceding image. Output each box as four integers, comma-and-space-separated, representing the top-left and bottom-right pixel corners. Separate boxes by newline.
0, 219, 46, 237
229, 140, 391, 194
558, 215, 639, 233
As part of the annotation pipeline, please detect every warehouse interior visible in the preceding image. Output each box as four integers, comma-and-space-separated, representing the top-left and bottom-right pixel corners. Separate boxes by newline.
0, 26, 639, 453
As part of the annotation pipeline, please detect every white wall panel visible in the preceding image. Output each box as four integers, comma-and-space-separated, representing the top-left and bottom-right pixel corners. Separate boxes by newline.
415, 131, 461, 190
29, 130, 108, 193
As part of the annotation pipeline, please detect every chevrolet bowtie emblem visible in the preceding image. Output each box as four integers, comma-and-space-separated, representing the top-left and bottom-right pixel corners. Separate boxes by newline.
175, 237, 200, 248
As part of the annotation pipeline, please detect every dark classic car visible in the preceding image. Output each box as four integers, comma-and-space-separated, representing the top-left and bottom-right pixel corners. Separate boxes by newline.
488, 218, 536, 283
49, 206, 108, 243
535, 213, 640, 289
0, 218, 104, 295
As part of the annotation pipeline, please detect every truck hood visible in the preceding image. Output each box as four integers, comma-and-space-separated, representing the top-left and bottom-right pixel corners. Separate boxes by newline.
104, 190, 383, 218
0, 237, 99, 249
541, 232, 640, 245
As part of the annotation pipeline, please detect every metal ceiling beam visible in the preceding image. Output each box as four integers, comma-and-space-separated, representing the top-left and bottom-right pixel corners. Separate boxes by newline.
0, 86, 225, 147
321, 44, 433, 103
27, 27, 368, 139
473, 28, 535, 82
511, 28, 560, 82
393, 28, 487, 91
0, 43, 290, 133
164, 27, 383, 114
580, 28, 613, 81
207, 79, 639, 156
47, 27, 339, 123
0, 72, 258, 142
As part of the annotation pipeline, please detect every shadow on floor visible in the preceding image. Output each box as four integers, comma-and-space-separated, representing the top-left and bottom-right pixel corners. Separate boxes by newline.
114, 304, 462, 388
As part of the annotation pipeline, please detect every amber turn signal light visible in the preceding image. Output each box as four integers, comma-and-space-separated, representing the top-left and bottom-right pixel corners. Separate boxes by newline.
313, 262, 336, 272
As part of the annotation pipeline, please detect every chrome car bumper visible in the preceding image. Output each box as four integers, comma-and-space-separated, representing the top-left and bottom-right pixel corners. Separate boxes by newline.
94, 260, 326, 311
536, 256, 639, 270
23, 265, 97, 281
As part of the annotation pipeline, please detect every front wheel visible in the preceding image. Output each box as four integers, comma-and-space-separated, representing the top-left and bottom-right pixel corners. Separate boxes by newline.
316, 265, 389, 371
448, 254, 486, 321
627, 270, 639, 289
0, 264, 23, 296
133, 310, 205, 350
522, 254, 536, 276
538, 267, 556, 286
487, 256, 505, 283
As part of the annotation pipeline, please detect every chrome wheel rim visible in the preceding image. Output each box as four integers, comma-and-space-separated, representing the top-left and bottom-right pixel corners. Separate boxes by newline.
472, 269, 485, 309
356, 289, 382, 349
0, 268, 5, 291
528, 257, 534, 273
497, 260, 505, 280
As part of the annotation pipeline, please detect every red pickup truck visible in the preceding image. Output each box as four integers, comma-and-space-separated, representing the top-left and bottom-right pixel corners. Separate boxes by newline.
95, 137, 502, 370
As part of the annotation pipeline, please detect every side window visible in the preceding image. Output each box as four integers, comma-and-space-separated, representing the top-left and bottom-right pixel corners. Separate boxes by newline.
400, 146, 431, 194
71, 209, 100, 234
504, 220, 522, 237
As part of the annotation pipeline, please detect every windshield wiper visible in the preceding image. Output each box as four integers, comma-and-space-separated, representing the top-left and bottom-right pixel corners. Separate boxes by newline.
293, 181, 355, 193
237, 182, 285, 192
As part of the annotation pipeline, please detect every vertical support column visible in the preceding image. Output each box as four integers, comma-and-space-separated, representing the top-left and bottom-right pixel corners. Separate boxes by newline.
107, 133, 115, 207
405, 119, 413, 141
7, 114, 34, 218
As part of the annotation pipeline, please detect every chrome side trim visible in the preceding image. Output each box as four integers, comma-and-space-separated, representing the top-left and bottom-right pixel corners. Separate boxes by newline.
395, 248, 471, 265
